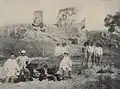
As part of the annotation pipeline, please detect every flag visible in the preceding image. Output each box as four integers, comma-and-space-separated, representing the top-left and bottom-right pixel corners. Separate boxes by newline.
80, 19, 85, 30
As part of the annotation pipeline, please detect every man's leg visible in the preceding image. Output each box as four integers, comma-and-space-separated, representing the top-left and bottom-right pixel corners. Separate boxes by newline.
95, 56, 97, 66
85, 53, 88, 68
86, 53, 91, 68
5, 76, 10, 83
98, 56, 100, 66
62, 69, 65, 79
5, 76, 11, 89
87, 53, 90, 63
100, 56, 102, 67
68, 71, 72, 79
18, 70, 23, 82
91, 54, 94, 66
82, 54, 84, 66
82, 54, 86, 66
10, 76, 14, 83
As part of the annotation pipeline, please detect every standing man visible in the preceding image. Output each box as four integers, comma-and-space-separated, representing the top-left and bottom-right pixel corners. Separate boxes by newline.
16, 50, 31, 81
55, 43, 62, 56
82, 42, 89, 67
62, 43, 69, 54
94, 43, 103, 66
4, 53, 20, 83
54, 43, 63, 68
88, 42, 96, 67
16, 50, 30, 70
59, 52, 72, 79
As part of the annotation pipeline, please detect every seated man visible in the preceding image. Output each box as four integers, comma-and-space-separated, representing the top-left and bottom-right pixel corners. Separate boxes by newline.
59, 52, 72, 79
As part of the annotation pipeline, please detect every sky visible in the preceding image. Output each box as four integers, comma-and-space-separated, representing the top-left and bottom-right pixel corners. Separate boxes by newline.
0, 0, 120, 31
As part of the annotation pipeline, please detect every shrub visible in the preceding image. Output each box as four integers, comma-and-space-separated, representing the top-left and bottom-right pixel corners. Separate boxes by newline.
0, 38, 55, 58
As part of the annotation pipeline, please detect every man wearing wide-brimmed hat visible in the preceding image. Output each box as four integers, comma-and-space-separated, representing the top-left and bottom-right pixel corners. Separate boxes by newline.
16, 50, 30, 70
59, 52, 72, 79
16, 50, 31, 81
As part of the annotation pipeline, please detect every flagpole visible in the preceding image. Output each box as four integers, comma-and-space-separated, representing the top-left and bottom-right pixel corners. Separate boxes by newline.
42, 29, 45, 59
41, 11, 45, 59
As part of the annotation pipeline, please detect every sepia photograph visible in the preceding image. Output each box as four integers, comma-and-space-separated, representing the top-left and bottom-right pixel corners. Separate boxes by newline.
0, 0, 120, 89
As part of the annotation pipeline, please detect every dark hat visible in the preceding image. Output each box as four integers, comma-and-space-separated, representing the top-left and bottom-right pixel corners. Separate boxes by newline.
64, 52, 69, 55
10, 52, 15, 55
56, 43, 60, 45
62, 43, 66, 46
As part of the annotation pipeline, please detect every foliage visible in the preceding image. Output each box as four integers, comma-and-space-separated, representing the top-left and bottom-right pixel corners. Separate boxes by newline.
3, 23, 32, 39
0, 38, 28, 57
0, 38, 54, 58
55, 7, 76, 27
80, 75, 115, 89
104, 12, 120, 33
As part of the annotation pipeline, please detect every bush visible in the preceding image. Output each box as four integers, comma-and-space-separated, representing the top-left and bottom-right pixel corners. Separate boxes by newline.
26, 40, 55, 57
80, 75, 115, 89
0, 38, 28, 57
0, 38, 55, 58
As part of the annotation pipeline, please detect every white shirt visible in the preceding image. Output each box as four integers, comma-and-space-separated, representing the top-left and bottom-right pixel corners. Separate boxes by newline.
88, 46, 95, 53
4, 59, 20, 77
62, 46, 69, 54
55, 46, 63, 56
94, 47, 103, 56
60, 56, 72, 71
4, 59, 19, 71
82, 46, 89, 53
16, 56, 30, 69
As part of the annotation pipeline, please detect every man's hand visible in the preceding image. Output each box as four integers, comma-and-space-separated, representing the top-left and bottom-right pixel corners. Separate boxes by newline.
15, 68, 20, 72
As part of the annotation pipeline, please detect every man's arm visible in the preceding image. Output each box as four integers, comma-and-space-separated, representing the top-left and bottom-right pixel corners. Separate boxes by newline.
68, 58, 72, 67
15, 56, 20, 61
3, 60, 9, 71
25, 56, 31, 64
26, 56, 36, 64
82, 47, 84, 53
100, 48, 103, 56
15, 61, 20, 71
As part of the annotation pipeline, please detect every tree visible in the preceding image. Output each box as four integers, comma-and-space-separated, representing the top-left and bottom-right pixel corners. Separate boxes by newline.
103, 12, 120, 48
104, 12, 120, 33
16, 27, 26, 39
55, 7, 76, 28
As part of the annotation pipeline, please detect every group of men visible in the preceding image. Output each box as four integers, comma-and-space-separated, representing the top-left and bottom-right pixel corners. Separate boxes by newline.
55, 41, 103, 79
3, 41, 103, 83
3, 42, 72, 83
82, 42, 103, 68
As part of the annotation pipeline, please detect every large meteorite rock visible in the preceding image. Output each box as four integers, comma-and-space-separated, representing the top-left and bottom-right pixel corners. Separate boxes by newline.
27, 57, 62, 81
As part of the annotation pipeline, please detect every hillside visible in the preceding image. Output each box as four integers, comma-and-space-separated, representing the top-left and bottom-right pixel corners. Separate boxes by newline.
0, 23, 87, 58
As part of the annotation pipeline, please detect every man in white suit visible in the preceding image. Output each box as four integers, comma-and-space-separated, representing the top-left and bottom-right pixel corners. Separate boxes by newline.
4, 53, 20, 83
